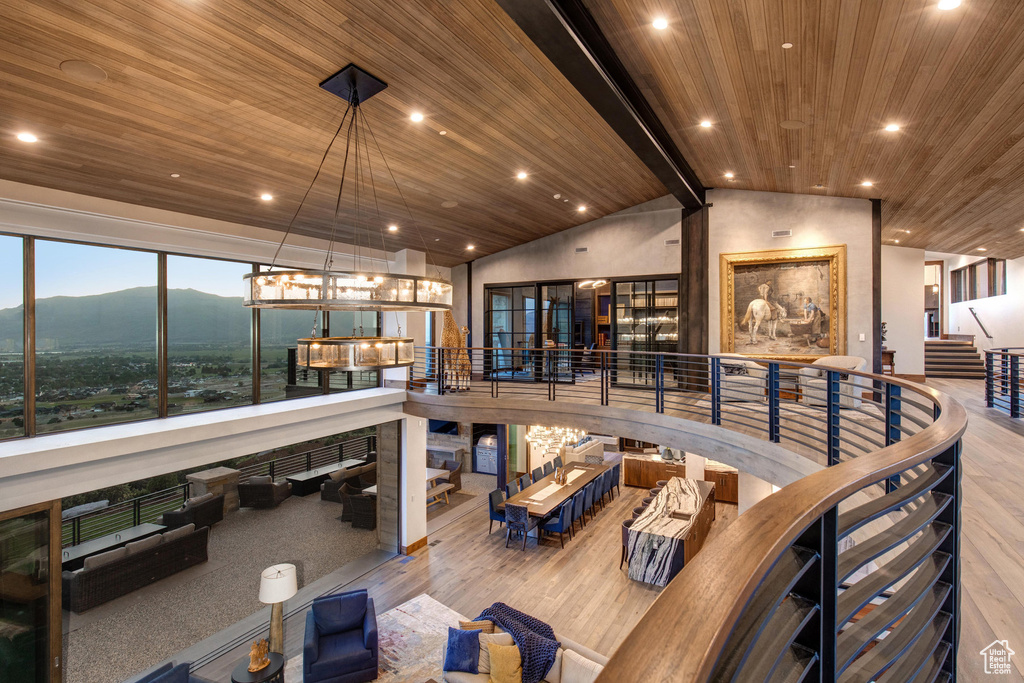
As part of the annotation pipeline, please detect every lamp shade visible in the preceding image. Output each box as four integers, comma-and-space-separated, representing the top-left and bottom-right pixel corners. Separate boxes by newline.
259, 563, 298, 604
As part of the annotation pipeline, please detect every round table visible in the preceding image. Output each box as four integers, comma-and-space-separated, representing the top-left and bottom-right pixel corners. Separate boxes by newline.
231, 652, 285, 683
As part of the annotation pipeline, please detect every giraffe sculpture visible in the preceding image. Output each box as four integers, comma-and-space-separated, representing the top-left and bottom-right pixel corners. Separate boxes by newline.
440, 310, 471, 391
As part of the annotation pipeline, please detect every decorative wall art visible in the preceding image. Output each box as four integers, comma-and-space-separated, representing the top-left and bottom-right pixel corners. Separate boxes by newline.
720, 245, 847, 360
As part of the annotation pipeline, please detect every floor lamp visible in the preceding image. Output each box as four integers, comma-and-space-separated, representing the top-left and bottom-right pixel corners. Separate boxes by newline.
259, 563, 297, 654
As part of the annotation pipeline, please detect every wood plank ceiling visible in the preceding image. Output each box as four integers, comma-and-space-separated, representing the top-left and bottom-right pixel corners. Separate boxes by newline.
584, 0, 1024, 258
0, 0, 666, 267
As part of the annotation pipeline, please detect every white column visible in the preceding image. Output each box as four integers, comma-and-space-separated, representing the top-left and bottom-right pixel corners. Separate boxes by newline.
401, 416, 428, 551
384, 249, 427, 386
683, 451, 705, 480
738, 470, 775, 514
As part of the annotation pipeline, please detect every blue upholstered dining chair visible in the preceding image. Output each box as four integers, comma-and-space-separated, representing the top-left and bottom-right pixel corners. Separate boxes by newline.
303, 589, 378, 683
553, 455, 563, 469
583, 481, 596, 523
488, 489, 506, 534
542, 502, 574, 548
571, 490, 586, 533
532, 466, 544, 483
505, 502, 538, 550
505, 479, 519, 499
543, 461, 554, 476
612, 463, 621, 496
519, 474, 531, 491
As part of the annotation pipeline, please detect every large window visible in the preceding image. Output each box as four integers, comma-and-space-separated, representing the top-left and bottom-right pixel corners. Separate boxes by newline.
167, 256, 253, 414
260, 308, 322, 402
0, 236, 24, 439
34, 241, 158, 433
950, 258, 1006, 303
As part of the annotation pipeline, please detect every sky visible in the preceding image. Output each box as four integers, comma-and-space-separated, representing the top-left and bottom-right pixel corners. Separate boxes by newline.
0, 237, 247, 310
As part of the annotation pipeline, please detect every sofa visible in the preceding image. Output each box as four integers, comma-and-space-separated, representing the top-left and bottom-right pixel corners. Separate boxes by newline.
160, 492, 224, 530
799, 355, 868, 408
62, 524, 209, 613
303, 589, 378, 683
321, 463, 372, 503
239, 475, 291, 508
442, 626, 607, 683
717, 353, 767, 402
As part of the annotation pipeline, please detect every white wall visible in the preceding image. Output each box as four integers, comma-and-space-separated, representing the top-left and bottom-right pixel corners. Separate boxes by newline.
935, 251, 1024, 349
468, 195, 684, 345
707, 189, 875, 368
881, 246, 926, 376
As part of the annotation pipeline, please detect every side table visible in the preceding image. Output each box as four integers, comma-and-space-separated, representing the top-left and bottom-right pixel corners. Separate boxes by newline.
231, 652, 284, 683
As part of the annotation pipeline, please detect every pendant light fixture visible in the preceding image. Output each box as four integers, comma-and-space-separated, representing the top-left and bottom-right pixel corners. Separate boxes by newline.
244, 64, 452, 371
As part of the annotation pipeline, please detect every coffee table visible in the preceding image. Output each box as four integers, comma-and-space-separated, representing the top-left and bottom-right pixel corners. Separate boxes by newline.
231, 652, 284, 683
286, 459, 363, 496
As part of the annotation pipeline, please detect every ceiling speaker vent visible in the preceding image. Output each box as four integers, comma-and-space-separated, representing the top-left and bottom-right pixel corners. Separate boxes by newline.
664, 239, 681, 246
575, 247, 589, 254
772, 229, 793, 238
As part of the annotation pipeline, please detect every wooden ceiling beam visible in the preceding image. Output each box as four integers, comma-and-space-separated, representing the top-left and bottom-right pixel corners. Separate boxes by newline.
495, 0, 705, 212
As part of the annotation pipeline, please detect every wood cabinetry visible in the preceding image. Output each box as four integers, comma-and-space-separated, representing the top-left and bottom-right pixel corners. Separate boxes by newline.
704, 468, 738, 504
623, 456, 684, 488
683, 486, 717, 564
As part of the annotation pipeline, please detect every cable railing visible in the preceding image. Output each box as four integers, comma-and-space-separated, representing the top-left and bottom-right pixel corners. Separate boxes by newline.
236, 434, 377, 482
408, 346, 966, 682
984, 347, 1024, 417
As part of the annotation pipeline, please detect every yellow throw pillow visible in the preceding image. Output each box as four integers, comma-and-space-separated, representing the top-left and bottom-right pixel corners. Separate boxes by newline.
478, 632, 515, 674
460, 619, 495, 634
488, 642, 522, 683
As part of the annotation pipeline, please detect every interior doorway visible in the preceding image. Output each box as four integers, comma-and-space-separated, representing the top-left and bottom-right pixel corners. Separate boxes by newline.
925, 261, 944, 339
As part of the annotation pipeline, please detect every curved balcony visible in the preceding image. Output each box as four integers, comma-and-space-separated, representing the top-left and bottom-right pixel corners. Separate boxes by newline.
984, 347, 1024, 417
406, 346, 967, 682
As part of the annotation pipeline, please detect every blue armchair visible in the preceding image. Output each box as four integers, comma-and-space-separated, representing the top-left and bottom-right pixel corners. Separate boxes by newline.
304, 590, 378, 683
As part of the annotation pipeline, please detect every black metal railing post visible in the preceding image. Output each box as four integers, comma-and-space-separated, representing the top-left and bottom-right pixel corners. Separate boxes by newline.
269, 459, 275, 480
1011, 355, 1020, 418
768, 362, 780, 442
438, 347, 446, 396
133, 497, 142, 526
885, 383, 902, 492
710, 357, 721, 426
826, 370, 840, 466
655, 354, 665, 413
600, 352, 609, 406
72, 517, 81, 546
547, 348, 555, 401
935, 439, 961, 676
985, 352, 995, 407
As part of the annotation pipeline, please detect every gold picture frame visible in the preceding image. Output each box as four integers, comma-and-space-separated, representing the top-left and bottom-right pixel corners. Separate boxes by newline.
720, 245, 847, 361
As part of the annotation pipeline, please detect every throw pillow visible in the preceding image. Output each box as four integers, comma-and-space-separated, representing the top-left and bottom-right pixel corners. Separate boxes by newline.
478, 632, 514, 674
328, 470, 345, 483
460, 619, 495, 634
443, 627, 480, 674
487, 642, 522, 683
148, 662, 190, 683
249, 475, 273, 486
162, 523, 196, 543
560, 649, 603, 683
125, 535, 162, 555
82, 546, 127, 571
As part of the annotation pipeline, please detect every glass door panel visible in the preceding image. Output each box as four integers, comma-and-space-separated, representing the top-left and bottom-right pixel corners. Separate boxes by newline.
540, 284, 573, 381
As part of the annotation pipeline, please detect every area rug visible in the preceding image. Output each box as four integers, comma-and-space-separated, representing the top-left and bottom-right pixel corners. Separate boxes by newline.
282, 593, 467, 682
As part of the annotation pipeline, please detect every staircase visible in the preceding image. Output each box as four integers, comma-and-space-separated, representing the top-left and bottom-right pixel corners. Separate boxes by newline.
925, 340, 986, 379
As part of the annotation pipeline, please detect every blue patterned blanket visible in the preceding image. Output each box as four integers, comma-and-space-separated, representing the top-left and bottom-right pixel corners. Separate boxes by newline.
475, 602, 560, 683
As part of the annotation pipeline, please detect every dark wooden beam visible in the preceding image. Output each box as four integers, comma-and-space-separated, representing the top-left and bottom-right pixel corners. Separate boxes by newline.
496, 0, 704, 211
872, 198, 882, 375
680, 206, 709, 355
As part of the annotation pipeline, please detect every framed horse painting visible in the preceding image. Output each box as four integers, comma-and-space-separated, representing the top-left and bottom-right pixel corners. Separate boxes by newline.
719, 245, 847, 361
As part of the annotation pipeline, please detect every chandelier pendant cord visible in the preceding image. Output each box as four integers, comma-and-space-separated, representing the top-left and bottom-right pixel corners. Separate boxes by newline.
268, 99, 353, 270
324, 96, 358, 271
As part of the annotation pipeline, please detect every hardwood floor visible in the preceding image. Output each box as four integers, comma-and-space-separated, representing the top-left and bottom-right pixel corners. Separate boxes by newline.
193, 378, 1019, 682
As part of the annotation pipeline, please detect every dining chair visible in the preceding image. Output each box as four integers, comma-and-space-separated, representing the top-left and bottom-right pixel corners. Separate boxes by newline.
505, 479, 519, 499
583, 482, 596, 522
620, 519, 634, 569
543, 461, 554, 476
531, 466, 543, 483
602, 471, 614, 504
488, 489, 506, 534
519, 474, 531, 492
571, 490, 586, 533
541, 502, 573, 548
632, 506, 645, 520
597, 471, 610, 509
505, 502, 537, 551
553, 455, 563, 469
612, 463, 621, 496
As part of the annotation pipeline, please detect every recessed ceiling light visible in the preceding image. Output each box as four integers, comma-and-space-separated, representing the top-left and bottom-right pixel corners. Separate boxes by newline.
516, 171, 527, 180
904, 229, 911, 234
410, 112, 424, 122
435, 238, 441, 241
260, 193, 273, 201
937, 0, 961, 9
814, 184, 824, 189
977, 247, 987, 251
724, 172, 734, 178
170, 173, 180, 178
884, 124, 900, 132
388, 225, 398, 232
861, 181, 873, 187
652, 17, 668, 30
441, 200, 458, 208
895, 239, 900, 244
788, 165, 796, 168
553, 193, 561, 199
16, 132, 38, 143
59, 59, 107, 83
439, 130, 447, 135
780, 120, 806, 129
699, 120, 712, 128
578, 205, 587, 212
466, 244, 475, 251
781, 42, 794, 49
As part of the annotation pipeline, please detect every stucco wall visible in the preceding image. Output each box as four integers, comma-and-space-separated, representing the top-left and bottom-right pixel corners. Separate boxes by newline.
881, 246, 926, 376
937, 252, 1024, 349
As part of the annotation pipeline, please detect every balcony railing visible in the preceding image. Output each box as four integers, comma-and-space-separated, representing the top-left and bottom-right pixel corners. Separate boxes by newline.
984, 347, 1024, 417
409, 346, 966, 682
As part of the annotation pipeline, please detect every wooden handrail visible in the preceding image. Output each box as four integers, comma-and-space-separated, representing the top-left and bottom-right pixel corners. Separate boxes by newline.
596, 385, 966, 681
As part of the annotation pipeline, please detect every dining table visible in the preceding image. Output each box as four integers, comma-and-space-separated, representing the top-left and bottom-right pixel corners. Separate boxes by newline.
499, 462, 610, 519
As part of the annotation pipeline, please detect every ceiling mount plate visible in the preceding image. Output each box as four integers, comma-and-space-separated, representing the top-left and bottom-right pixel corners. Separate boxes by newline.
319, 64, 388, 104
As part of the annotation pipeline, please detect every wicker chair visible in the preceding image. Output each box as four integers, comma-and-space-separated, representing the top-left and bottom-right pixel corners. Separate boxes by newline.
337, 482, 359, 523
505, 502, 538, 551
349, 494, 377, 530
321, 467, 363, 503
238, 476, 291, 509
442, 459, 463, 493
160, 493, 224, 530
